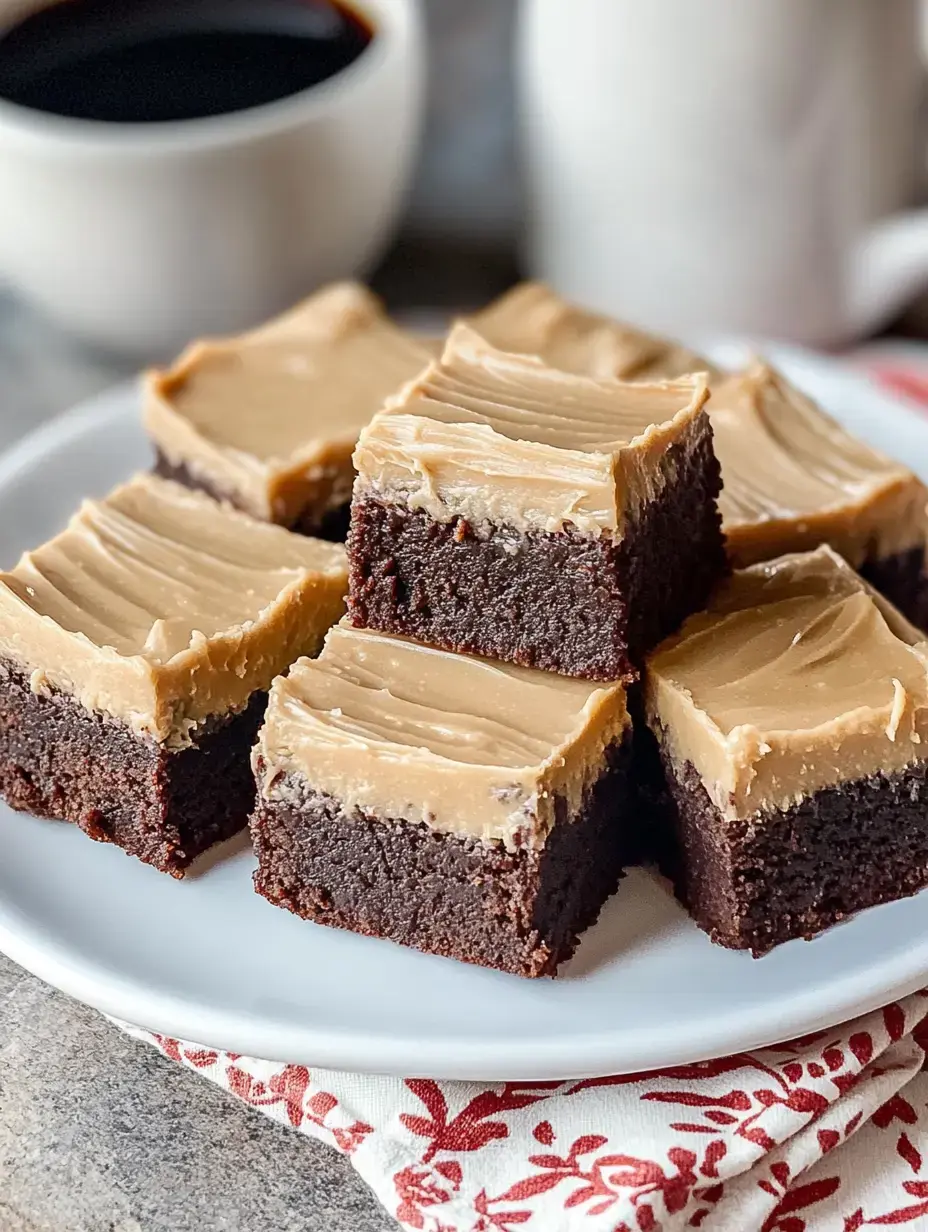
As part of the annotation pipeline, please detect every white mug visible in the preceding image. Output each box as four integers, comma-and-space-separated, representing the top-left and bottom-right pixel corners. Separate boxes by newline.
519, 0, 928, 348
0, 0, 424, 357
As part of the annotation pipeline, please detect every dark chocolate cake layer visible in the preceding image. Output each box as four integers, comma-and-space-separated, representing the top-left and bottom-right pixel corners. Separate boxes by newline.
0, 661, 266, 877
292, 502, 352, 543
652, 748, 928, 956
251, 740, 631, 978
347, 427, 725, 682
860, 545, 928, 631
154, 451, 350, 543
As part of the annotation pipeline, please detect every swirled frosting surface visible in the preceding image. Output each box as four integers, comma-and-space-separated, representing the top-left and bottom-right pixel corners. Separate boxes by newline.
711, 365, 927, 567
255, 622, 629, 848
0, 474, 347, 746
145, 282, 434, 525
468, 282, 722, 382
354, 323, 710, 536
469, 290, 925, 569
646, 546, 928, 819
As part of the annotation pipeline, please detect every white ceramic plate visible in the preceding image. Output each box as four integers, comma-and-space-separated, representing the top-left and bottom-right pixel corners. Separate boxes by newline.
1, 343, 928, 1081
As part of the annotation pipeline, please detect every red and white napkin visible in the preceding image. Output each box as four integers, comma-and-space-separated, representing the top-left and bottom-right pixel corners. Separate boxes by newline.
120, 994, 928, 1232
119, 354, 928, 1232
852, 342, 928, 409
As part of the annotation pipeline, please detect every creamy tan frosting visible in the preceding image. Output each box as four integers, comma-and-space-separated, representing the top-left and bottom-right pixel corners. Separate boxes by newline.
353, 323, 711, 536
0, 474, 348, 747
646, 545, 928, 820
255, 622, 629, 849
145, 282, 435, 526
469, 288, 925, 568
712, 364, 928, 567
468, 282, 724, 382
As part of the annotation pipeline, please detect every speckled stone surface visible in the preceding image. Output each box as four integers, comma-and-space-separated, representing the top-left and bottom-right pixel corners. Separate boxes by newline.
0, 956, 396, 1232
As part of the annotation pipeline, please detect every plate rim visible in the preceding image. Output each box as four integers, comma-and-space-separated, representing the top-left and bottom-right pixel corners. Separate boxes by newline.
3, 878, 928, 1080
1, 349, 928, 1079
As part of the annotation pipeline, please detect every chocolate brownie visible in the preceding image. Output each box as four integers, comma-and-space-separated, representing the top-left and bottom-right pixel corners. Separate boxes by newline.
711, 364, 928, 626
644, 545, 928, 954
144, 282, 435, 538
474, 289, 928, 629
0, 665, 267, 875
0, 474, 347, 875
153, 452, 353, 544
250, 623, 634, 976
348, 325, 726, 682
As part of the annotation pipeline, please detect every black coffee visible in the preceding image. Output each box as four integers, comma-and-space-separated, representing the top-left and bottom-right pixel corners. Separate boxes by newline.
0, 0, 373, 123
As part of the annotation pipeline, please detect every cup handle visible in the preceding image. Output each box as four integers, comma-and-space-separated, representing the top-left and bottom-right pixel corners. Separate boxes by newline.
850, 209, 928, 337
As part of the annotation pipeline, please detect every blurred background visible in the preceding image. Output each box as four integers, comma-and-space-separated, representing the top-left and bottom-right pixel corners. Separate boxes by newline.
0, 0, 518, 432
6, 0, 928, 424
380, 0, 519, 302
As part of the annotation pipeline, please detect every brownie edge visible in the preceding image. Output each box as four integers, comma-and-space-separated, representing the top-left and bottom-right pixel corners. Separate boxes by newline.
859, 545, 928, 631
347, 423, 726, 681
154, 451, 351, 542
0, 660, 266, 876
650, 741, 928, 955
250, 737, 633, 977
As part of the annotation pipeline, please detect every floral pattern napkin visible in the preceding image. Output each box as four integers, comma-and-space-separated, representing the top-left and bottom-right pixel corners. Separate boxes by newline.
120, 992, 928, 1231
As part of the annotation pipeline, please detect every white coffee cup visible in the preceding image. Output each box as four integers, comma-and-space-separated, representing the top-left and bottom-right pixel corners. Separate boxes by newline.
0, 0, 424, 357
519, 0, 928, 348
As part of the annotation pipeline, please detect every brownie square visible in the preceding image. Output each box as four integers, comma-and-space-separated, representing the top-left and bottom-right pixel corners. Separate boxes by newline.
348, 324, 726, 682
250, 623, 634, 976
0, 474, 347, 875
711, 364, 928, 626
145, 282, 435, 539
472, 289, 928, 630
644, 545, 928, 954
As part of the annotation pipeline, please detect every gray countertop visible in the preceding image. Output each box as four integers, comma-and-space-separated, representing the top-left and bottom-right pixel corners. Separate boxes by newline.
0, 958, 393, 1232
0, 293, 399, 1232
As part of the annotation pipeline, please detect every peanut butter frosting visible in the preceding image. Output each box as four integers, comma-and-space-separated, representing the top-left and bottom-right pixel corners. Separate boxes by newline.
712, 364, 928, 568
646, 546, 928, 820
255, 622, 629, 850
145, 282, 435, 526
468, 282, 724, 382
353, 323, 711, 536
0, 474, 348, 748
